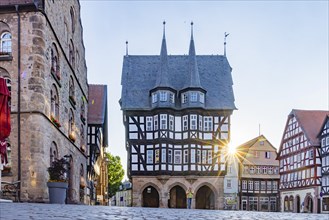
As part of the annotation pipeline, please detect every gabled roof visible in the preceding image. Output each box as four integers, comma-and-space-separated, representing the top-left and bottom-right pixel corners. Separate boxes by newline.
318, 115, 329, 138
120, 55, 236, 110
292, 109, 329, 145
88, 84, 107, 125
235, 135, 276, 163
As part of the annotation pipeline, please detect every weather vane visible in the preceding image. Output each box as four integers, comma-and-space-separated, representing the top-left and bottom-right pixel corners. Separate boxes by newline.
224, 32, 230, 56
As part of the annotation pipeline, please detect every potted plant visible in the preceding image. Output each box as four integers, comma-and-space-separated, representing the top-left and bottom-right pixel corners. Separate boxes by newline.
47, 157, 69, 204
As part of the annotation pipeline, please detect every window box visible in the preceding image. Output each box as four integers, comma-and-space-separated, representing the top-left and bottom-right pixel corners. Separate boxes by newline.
50, 115, 61, 127
0, 51, 11, 56
0, 51, 13, 61
69, 96, 76, 106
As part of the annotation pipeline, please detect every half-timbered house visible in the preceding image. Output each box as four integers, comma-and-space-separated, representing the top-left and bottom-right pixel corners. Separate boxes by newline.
318, 115, 329, 213
277, 109, 328, 213
87, 84, 109, 205
120, 22, 236, 209
236, 135, 280, 212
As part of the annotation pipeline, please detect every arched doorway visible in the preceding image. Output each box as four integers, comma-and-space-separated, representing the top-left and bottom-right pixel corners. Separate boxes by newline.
289, 196, 294, 212
169, 185, 186, 208
284, 196, 289, 212
195, 185, 215, 209
296, 195, 300, 213
305, 196, 313, 213
142, 186, 159, 208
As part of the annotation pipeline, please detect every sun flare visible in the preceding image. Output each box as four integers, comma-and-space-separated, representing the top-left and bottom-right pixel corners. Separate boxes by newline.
227, 144, 237, 155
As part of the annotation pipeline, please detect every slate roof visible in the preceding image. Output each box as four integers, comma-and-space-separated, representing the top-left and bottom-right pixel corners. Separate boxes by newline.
88, 84, 107, 125
292, 109, 329, 145
120, 55, 236, 110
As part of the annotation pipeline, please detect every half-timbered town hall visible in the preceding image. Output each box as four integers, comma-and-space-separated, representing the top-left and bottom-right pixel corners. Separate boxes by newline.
277, 109, 329, 213
120, 22, 236, 209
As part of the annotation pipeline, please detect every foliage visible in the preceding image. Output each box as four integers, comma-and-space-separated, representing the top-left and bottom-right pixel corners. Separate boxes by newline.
47, 158, 69, 182
106, 152, 124, 197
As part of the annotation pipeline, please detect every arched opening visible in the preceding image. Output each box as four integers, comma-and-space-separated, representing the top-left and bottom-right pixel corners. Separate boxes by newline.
169, 185, 186, 208
195, 185, 215, 209
284, 196, 289, 212
142, 186, 159, 208
289, 195, 294, 212
305, 196, 313, 213
296, 195, 300, 213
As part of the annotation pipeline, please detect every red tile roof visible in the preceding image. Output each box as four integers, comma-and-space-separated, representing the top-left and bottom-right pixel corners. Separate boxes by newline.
292, 109, 329, 145
88, 84, 107, 124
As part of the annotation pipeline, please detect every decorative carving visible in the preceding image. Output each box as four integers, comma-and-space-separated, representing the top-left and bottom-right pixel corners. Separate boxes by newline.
157, 175, 170, 185
185, 175, 198, 185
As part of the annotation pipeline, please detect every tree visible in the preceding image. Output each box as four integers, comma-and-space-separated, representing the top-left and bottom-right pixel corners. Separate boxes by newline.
106, 152, 125, 197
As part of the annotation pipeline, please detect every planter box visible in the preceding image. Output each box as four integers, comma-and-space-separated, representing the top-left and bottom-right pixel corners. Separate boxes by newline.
47, 182, 68, 204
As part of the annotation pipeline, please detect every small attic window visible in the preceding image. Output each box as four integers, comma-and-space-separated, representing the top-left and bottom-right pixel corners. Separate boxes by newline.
182, 93, 188, 104
159, 91, 167, 102
152, 93, 157, 103
199, 93, 205, 104
190, 92, 197, 102
169, 93, 175, 103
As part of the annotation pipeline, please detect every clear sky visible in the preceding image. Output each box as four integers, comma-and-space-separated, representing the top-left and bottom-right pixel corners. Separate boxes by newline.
80, 0, 328, 178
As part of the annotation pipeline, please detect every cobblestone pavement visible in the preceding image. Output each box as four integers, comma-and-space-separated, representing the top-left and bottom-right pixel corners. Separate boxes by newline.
0, 203, 328, 220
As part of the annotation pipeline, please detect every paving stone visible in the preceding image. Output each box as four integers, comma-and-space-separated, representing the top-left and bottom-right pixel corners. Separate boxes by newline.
0, 203, 328, 220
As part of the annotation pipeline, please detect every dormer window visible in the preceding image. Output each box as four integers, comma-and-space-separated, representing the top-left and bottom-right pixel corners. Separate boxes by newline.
152, 93, 157, 103
190, 92, 197, 102
199, 93, 205, 104
169, 93, 175, 103
182, 93, 188, 104
159, 91, 167, 101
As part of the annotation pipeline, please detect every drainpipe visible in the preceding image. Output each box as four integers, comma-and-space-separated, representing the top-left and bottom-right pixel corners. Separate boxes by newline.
15, 4, 21, 201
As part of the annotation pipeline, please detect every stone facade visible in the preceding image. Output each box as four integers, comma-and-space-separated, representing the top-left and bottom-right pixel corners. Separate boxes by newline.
0, 0, 88, 203
132, 176, 224, 209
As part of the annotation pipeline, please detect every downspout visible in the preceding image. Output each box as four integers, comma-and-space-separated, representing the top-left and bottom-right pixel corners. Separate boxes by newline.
15, 4, 21, 201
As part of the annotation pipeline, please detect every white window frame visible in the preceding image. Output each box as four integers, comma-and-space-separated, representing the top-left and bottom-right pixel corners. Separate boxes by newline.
146, 116, 153, 131
265, 151, 271, 159
162, 149, 166, 163
199, 116, 203, 131
154, 115, 158, 130
227, 179, 232, 188
184, 150, 188, 163
190, 115, 197, 130
242, 180, 247, 190
191, 149, 196, 163
204, 116, 213, 132
174, 150, 181, 164
169, 115, 174, 131
190, 91, 197, 102
199, 92, 205, 104
147, 150, 153, 164
0, 32, 12, 53
160, 91, 167, 102
182, 93, 188, 104
169, 93, 175, 103
168, 149, 172, 163
183, 115, 188, 131
152, 93, 157, 103
160, 114, 167, 130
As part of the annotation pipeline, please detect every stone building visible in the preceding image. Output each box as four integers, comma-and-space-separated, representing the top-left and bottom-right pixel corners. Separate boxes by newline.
112, 180, 132, 207
236, 135, 280, 212
277, 109, 328, 213
120, 22, 236, 209
0, 0, 88, 203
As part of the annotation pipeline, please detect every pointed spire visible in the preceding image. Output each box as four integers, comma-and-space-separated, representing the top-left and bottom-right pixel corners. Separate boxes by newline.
155, 21, 170, 87
186, 21, 202, 88
126, 41, 128, 56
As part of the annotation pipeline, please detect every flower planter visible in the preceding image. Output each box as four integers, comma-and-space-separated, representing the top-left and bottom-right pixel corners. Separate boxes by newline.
47, 182, 68, 204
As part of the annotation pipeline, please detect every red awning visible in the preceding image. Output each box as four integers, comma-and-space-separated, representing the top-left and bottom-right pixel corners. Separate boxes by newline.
0, 77, 10, 164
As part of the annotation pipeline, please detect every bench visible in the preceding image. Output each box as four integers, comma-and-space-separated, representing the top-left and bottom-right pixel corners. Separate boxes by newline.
0, 181, 20, 202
